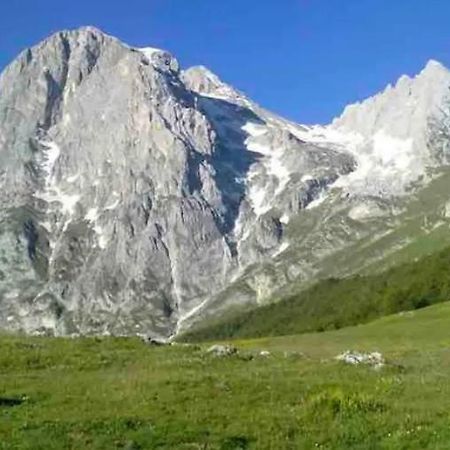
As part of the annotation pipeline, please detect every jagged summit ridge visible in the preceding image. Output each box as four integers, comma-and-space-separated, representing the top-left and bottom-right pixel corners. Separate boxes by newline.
320, 59, 450, 196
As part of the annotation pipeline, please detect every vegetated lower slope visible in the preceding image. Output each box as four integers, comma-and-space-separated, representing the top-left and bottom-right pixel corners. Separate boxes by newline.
180, 245, 450, 342
4, 303, 450, 448
239, 300, 450, 356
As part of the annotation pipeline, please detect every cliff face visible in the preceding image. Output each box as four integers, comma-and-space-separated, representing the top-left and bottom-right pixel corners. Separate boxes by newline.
1, 27, 449, 337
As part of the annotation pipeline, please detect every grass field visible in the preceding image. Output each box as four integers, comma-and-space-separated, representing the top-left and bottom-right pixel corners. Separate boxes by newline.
2, 302, 450, 448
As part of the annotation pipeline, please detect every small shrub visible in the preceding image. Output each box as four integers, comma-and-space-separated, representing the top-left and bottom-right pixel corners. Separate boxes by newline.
220, 435, 250, 450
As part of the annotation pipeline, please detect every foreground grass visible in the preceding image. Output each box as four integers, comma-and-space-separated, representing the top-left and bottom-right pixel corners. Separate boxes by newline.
3, 303, 450, 448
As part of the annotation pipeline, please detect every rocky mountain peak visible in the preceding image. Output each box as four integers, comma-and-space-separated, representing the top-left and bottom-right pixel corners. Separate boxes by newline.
327, 59, 450, 196
183, 66, 228, 95
333, 59, 450, 136
421, 58, 449, 75
182, 65, 250, 107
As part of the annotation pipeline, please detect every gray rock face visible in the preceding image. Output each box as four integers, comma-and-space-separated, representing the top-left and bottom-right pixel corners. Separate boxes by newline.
0, 28, 237, 336
0, 27, 348, 336
1, 27, 450, 336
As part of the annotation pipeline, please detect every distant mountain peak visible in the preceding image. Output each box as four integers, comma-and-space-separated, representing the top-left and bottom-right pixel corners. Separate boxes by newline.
422, 58, 448, 73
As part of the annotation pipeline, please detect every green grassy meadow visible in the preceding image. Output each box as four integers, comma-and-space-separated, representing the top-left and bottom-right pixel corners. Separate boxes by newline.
2, 302, 450, 449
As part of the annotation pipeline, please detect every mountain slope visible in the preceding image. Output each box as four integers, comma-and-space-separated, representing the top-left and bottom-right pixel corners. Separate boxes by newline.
180, 244, 450, 342
1, 26, 450, 337
186, 62, 450, 331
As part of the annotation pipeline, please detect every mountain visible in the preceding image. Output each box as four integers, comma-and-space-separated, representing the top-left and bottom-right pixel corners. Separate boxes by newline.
1, 27, 450, 337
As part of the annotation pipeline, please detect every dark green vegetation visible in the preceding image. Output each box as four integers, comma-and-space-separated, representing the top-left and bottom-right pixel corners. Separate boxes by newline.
181, 245, 450, 342
3, 303, 450, 448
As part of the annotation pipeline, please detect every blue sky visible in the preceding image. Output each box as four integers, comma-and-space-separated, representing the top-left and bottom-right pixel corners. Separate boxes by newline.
1, 0, 450, 124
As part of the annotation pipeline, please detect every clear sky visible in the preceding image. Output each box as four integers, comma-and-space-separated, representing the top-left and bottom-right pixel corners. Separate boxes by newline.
1, 0, 450, 124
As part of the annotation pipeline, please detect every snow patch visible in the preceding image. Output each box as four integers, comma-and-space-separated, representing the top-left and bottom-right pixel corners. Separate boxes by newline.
288, 124, 363, 150
247, 184, 270, 216
84, 207, 110, 249
4, 291, 19, 300
104, 198, 120, 211
286, 123, 412, 198
243, 122, 291, 217
85, 208, 99, 222
274, 241, 290, 256
332, 130, 418, 196
39, 221, 52, 233
371, 131, 415, 174
444, 201, 450, 218
348, 202, 387, 221
246, 140, 271, 156
242, 122, 268, 137
67, 174, 79, 183
306, 191, 328, 210
136, 47, 179, 72
41, 141, 61, 183
35, 138, 80, 229
35, 189, 80, 216
58, 192, 80, 215
138, 47, 161, 60
93, 224, 108, 249
268, 153, 290, 196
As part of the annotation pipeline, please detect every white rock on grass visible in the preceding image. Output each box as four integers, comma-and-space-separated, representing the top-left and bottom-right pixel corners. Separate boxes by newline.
336, 350, 385, 369
206, 344, 238, 357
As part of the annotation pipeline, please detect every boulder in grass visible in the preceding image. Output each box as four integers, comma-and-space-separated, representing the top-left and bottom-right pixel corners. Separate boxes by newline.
336, 350, 385, 369
141, 335, 169, 346
206, 344, 238, 357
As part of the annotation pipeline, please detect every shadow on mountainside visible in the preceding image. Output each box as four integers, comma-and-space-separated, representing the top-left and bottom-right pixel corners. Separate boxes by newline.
188, 94, 265, 237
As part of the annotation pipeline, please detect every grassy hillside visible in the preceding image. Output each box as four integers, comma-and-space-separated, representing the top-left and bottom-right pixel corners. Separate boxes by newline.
3, 303, 450, 448
181, 245, 450, 343
238, 300, 450, 356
